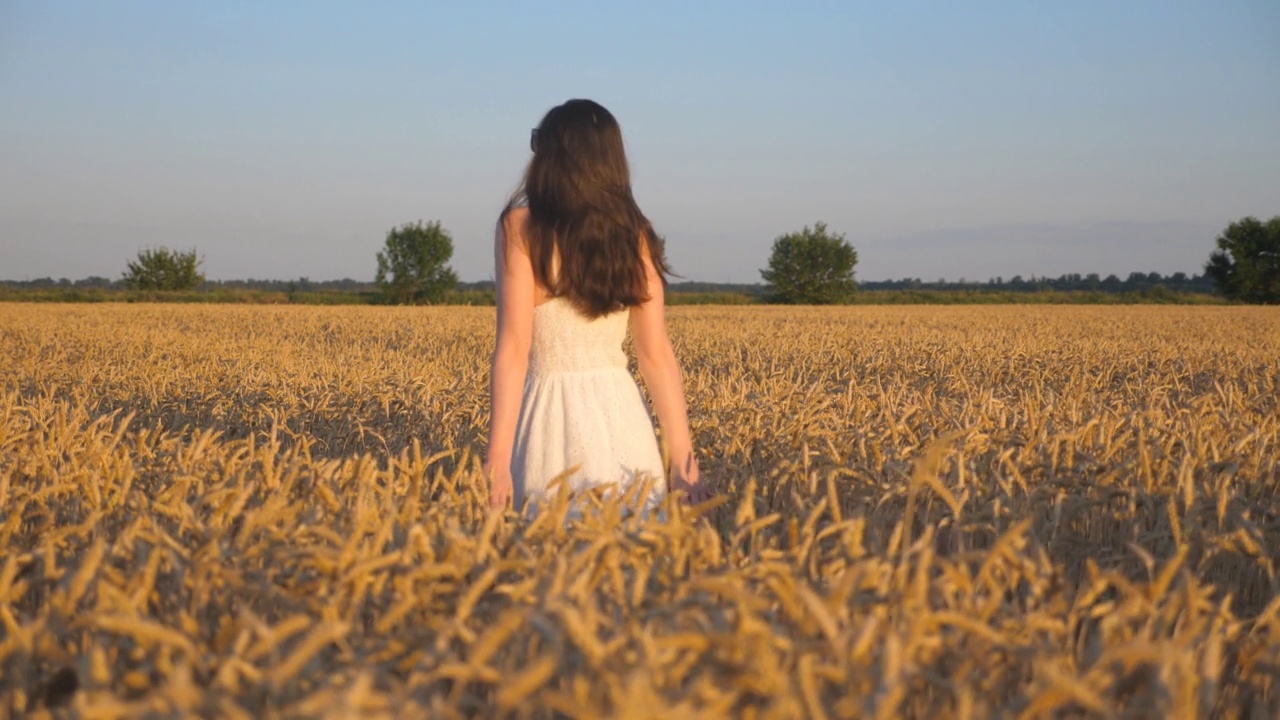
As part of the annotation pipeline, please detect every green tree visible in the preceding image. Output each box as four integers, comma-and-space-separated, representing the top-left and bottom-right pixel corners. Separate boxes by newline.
760, 222, 858, 304
122, 247, 204, 291
1204, 216, 1280, 304
375, 220, 458, 305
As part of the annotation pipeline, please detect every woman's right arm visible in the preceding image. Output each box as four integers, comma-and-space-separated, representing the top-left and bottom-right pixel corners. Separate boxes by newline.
484, 210, 535, 509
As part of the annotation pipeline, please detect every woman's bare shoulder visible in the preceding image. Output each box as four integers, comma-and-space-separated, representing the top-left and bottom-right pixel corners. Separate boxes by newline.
501, 206, 530, 230
497, 206, 531, 254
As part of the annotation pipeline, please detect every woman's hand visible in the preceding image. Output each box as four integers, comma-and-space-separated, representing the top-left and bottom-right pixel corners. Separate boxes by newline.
669, 453, 713, 505
485, 462, 513, 511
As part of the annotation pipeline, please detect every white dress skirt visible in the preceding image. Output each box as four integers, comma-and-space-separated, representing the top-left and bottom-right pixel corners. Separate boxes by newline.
509, 297, 667, 519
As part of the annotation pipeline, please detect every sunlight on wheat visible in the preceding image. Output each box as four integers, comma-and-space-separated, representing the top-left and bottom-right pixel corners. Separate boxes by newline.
1, 303, 1278, 718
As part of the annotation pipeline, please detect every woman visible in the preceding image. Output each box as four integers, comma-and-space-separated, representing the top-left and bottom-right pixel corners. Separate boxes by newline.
484, 98, 711, 517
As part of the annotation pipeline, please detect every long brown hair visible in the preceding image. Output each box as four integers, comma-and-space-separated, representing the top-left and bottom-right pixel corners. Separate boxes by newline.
502, 99, 670, 318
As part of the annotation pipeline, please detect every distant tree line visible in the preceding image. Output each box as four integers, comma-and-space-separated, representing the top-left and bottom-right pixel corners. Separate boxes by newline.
0, 276, 380, 292
452, 272, 1221, 297
860, 271, 1217, 294
5, 215, 1275, 304
756, 215, 1279, 303
0, 273, 1219, 296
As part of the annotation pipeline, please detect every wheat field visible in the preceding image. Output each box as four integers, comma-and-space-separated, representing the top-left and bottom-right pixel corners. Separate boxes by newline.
1, 303, 1278, 719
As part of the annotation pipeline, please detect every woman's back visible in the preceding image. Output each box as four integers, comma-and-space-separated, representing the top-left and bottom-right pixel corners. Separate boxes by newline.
527, 297, 629, 377
512, 296, 665, 517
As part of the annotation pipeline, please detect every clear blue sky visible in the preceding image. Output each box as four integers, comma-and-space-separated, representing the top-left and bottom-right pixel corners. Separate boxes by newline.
2, 1, 1277, 283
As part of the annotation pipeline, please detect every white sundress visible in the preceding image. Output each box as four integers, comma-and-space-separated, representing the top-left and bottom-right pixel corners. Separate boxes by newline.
510, 297, 667, 518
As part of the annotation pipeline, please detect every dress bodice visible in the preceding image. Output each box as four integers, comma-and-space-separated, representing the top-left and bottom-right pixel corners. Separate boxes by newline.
527, 297, 629, 376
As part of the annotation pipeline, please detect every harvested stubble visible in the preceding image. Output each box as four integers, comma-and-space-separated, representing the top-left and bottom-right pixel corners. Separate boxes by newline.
1, 303, 1279, 719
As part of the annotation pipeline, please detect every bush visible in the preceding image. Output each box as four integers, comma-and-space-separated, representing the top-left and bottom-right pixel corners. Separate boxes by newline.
375, 221, 459, 305
1204, 216, 1280, 304
122, 247, 204, 291
760, 223, 857, 304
